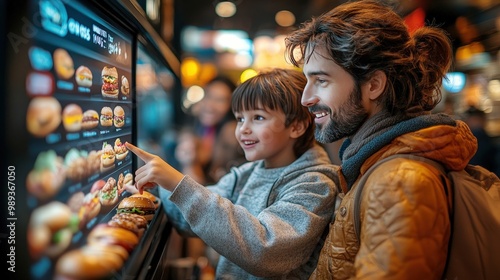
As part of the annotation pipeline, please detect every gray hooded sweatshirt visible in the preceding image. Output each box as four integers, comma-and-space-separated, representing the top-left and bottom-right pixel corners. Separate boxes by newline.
160, 143, 339, 279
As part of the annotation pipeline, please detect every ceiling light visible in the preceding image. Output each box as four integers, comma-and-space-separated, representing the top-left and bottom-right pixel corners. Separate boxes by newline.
215, 1, 237, 18
275, 10, 295, 27
186, 85, 204, 103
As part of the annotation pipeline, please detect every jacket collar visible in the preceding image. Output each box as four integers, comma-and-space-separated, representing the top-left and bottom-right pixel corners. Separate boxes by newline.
339, 113, 457, 190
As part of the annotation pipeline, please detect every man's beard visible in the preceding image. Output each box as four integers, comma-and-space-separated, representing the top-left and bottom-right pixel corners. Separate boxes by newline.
314, 87, 368, 144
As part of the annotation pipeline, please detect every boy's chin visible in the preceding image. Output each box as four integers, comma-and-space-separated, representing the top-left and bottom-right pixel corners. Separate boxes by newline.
243, 153, 259, 162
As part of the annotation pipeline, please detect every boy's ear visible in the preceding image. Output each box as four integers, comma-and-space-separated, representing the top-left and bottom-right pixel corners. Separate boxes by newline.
290, 120, 307, 139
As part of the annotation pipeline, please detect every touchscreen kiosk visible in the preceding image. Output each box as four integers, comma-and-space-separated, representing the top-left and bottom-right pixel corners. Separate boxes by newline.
17, 0, 134, 278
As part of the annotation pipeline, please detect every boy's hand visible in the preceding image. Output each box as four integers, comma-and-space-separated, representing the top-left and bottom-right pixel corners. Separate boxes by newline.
125, 142, 184, 193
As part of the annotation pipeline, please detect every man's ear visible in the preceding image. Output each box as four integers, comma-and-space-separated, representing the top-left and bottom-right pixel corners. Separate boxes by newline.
366, 70, 387, 100
290, 120, 307, 139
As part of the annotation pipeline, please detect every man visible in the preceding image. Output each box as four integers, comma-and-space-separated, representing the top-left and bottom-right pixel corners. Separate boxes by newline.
285, 1, 477, 279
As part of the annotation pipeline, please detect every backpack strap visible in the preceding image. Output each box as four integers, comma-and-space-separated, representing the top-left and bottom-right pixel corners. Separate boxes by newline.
353, 154, 448, 242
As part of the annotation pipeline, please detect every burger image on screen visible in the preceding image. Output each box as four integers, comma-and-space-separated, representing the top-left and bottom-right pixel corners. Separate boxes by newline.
86, 150, 102, 174
26, 97, 61, 138
75, 65, 93, 87
100, 106, 113, 127
64, 148, 89, 182
87, 223, 139, 253
123, 173, 133, 186
108, 212, 148, 237
55, 243, 129, 280
117, 196, 156, 222
82, 109, 99, 130
121, 75, 130, 96
99, 176, 118, 206
101, 66, 119, 99
62, 103, 83, 132
77, 186, 102, 229
100, 142, 116, 172
66, 191, 85, 214
114, 138, 128, 161
90, 179, 107, 194
113, 106, 125, 128
116, 173, 125, 196
130, 191, 159, 210
26, 150, 66, 201
28, 201, 78, 259
113, 213, 148, 230
53, 48, 74, 80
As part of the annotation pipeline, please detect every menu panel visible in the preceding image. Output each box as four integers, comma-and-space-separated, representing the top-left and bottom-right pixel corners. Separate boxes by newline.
23, 0, 135, 278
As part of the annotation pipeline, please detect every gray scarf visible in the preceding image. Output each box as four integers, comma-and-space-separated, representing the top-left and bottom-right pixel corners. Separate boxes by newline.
338, 111, 456, 189
341, 110, 409, 161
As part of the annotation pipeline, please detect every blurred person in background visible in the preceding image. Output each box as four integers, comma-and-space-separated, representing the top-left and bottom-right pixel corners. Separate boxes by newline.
462, 106, 500, 176
169, 75, 247, 267
177, 75, 246, 185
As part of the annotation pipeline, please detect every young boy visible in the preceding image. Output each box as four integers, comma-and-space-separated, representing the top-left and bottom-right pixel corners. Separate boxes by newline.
126, 68, 338, 279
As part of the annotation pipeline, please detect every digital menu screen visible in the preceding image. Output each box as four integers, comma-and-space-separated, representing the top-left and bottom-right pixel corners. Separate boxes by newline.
22, 0, 135, 278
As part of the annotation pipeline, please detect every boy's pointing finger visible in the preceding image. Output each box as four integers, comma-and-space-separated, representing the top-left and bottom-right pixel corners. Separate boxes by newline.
125, 142, 154, 162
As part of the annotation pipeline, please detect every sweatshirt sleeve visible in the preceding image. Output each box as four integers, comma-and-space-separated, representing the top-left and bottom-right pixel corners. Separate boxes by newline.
158, 170, 239, 236
169, 170, 336, 276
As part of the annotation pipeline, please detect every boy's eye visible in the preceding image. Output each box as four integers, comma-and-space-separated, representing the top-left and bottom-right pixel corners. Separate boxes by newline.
236, 117, 244, 123
254, 115, 265, 121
